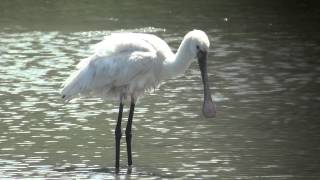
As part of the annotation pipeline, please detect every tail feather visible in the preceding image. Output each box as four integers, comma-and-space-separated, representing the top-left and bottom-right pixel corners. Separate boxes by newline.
60, 65, 95, 102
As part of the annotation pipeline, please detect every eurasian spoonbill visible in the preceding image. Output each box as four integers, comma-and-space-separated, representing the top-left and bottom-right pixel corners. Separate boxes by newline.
61, 30, 216, 171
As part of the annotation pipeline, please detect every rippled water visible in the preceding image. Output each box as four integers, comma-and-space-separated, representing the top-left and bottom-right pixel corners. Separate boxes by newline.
1, 0, 320, 179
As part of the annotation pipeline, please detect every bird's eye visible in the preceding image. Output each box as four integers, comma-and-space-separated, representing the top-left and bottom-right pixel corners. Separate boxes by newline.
196, 45, 200, 50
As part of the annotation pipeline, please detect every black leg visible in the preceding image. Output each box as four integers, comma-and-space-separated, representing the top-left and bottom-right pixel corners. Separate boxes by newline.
125, 98, 135, 166
115, 102, 124, 172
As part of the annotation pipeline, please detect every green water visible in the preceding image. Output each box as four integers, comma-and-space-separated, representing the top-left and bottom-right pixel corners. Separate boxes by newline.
0, 0, 320, 179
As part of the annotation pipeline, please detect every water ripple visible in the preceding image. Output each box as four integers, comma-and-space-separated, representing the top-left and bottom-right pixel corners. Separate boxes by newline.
0, 20, 319, 179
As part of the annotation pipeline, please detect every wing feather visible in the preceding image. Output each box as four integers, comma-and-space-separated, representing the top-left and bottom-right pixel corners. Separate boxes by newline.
61, 34, 160, 101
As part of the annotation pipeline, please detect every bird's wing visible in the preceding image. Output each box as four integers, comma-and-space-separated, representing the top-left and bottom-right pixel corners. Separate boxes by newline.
61, 34, 161, 101
76, 33, 157, 69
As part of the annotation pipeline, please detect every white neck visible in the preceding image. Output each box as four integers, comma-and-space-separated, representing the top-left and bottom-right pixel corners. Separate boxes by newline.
160, 38, 195, 80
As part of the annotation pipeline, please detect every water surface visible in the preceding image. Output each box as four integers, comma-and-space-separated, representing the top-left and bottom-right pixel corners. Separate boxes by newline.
0, 0, 320, 179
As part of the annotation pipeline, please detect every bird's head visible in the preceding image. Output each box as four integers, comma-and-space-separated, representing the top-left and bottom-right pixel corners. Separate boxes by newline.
185, 29, 210, 59
185, 30, 216, 118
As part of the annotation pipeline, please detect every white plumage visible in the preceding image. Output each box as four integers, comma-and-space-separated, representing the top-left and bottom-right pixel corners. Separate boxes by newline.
61, 30, 215, 117
62, 33, 171, 101
61, 30, 216, 170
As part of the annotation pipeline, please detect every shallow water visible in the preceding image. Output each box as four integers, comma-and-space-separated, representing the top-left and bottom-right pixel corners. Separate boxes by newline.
1, 0, 320, 179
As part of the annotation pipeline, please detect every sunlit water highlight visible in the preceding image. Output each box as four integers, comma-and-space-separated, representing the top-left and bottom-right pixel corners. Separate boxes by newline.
1, 1, 320, 179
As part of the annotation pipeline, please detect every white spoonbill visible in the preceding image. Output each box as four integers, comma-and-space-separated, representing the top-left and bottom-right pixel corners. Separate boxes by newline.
61, 30, 216, 171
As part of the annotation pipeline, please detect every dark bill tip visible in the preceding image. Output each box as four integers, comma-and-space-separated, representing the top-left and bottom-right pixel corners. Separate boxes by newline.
203, 96, 216, 118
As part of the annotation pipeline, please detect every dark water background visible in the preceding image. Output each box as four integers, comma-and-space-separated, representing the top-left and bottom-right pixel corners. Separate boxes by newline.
0, 0, 320, 179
